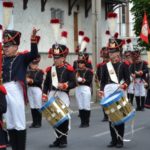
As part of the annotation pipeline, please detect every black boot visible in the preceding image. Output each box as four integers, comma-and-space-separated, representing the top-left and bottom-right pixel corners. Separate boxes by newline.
108, 122, 117, 147
79, 110, 84, 128
107, 141, 117, 147
29, 109, 36, 128
141, 96, 145, 111
102, 108, 108, 122
59, 136, 67, 148
37, 109, 42, 127
16, 130, 26, 150
8, 129, 17, 150
84, 110, 90, 127
56, 120, 68, 148
34, 109, 42, 128
129, 94, 134, 105
116, 123, 124, 148
135, 96, 141, 111
49, 138, 60, 148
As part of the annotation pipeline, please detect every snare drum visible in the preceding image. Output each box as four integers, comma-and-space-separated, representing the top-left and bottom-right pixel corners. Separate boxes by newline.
40, 96, 69, 128
100, 91, 135, 125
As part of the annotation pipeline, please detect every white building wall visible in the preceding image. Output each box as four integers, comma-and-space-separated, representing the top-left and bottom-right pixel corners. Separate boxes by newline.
12, 0, 97, 69
2, 1, 145, 68
115, 3, 136, 38
12, 0, 110, 69
129, 3, 135, 37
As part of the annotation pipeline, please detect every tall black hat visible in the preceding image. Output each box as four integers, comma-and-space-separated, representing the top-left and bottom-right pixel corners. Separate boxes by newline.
107, 38, 124, 53
3, 30, 21, 47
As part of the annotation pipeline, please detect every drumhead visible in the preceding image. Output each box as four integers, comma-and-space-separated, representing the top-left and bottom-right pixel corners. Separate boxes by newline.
40, 97, 56, 111
100, 91, 123, 107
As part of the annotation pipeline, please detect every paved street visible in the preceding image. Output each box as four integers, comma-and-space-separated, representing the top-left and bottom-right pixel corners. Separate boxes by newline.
8, 97, 150, 150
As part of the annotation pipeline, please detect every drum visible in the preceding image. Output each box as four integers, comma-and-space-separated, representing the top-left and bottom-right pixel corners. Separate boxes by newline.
40, 96, 69, 128
100, 91, 135, 126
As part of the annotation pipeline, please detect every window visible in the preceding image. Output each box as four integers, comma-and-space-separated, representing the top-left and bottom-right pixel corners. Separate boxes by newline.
122, 5, 126, 24
50, 8, 64, 28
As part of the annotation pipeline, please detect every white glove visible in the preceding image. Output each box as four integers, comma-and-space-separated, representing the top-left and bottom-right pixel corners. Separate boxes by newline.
77, 77, 83, 82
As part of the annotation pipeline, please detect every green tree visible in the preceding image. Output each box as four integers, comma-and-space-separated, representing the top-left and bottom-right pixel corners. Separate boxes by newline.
130, 0, 150, 51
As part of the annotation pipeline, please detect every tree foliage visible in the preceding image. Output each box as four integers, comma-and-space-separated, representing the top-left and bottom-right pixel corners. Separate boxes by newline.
130, 0, 150, 51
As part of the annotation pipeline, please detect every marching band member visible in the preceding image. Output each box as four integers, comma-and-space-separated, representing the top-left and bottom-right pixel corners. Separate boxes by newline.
43, 19, 76, 148
75, 53, 93, 128
26, 54, 44, 128
98, 37, 130, 148
123, 39, 134, 105
99, 12, 130, 148
0, 86, 7, 150
96, 47, 109, 122
2, 28, 39, 150
73, 52, 93, 70
130, 49, 148, 111
73, 31, 92, 70
145, 68, 150, 108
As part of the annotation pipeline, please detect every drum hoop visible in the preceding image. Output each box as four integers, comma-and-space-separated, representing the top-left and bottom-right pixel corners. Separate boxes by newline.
112, 110, 136, 126
40, 97, 56, 111
100, 91, 123, 107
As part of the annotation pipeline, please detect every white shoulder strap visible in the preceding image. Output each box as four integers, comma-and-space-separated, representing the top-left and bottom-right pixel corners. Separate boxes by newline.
51, 66, 59, 88
106, 61, 119, 84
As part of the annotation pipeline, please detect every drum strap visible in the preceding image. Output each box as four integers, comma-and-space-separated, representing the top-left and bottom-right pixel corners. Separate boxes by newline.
106, 62, 119, 84
51, 66, 59, 88
111, 119, 135, 142
55, 128, 68, 137
54, 114, 71, 138
111, 123, 124, 141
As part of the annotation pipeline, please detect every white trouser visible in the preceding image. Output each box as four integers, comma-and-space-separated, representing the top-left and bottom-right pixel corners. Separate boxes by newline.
134, 79, 146, 96
104, 83, 126, 98
128, 82, 134, 94
75, 85, 91, 110
27, 87, 42, 109
3, 81, 26, 130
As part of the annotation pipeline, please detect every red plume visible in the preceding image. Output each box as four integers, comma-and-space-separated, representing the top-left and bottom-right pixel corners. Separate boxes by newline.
61, 31, 68, 38
0, 25, 2, 30
50, 18, 60, 24
126, 38, 131, 43
79, 31, 84, 36
83, 37, 90, 43
107, 12, 117, 18
105, 30, 110, 35
3, 2, 14, 7
114, 32, 119, 39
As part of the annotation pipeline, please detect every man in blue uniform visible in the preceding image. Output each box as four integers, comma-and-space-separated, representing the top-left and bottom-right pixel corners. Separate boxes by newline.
130, 50, 148, 111
2, 28, 39, 150
75, 53, 93, 127
0, 86, 7, 150
27, 54, 44, 128
96, 47, 109, 122
98, 38, 130, 148
43, 43, 76, 148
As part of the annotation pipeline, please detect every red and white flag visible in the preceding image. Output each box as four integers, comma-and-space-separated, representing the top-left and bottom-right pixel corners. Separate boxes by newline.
140, 12, 149, 44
